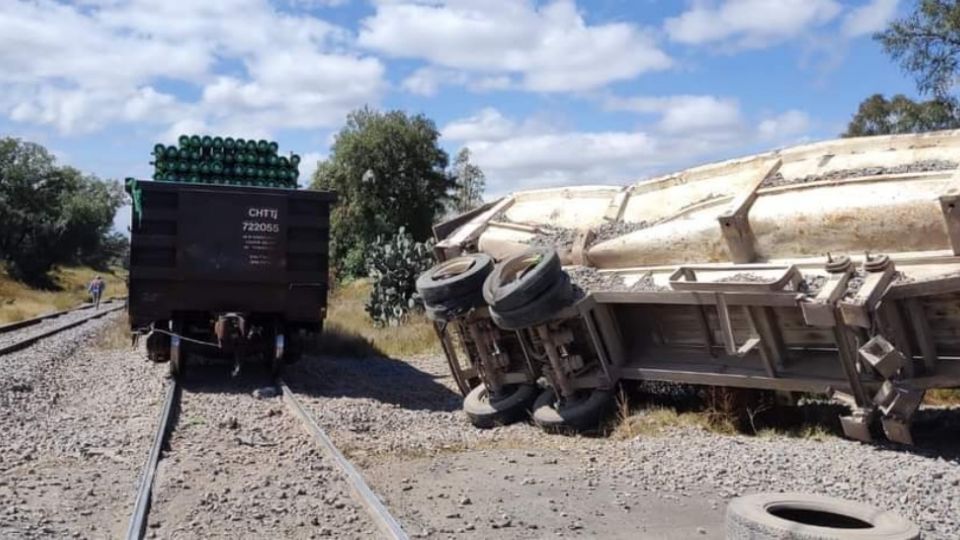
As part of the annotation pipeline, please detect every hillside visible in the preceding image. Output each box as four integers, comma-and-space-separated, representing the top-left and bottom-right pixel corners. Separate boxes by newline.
0, 267, 127, 324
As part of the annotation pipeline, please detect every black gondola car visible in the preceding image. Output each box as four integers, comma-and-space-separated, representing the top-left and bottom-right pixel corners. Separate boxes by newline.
126, 180, 336, 377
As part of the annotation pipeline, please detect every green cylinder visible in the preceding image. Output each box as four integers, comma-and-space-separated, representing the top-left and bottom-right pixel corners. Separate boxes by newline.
224, 137, 236, 151
212, 162, 223, 174
178, 135, 190, 147
200, 163, 211, 175
189, 135, 201, 148
164, 147, 178, 159
213, 136, 223, 149
290, 154, 301, 166
153, 143, 166, 156
257, 140, 269, 154
245, 140, 257, 153
268, 141, 279, 154
201, 135, 213, 148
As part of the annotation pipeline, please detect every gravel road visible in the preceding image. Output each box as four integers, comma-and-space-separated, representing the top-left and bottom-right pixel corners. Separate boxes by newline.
285, 352, 960, 539
145, 363, 377, 539
0, 312, 164, 538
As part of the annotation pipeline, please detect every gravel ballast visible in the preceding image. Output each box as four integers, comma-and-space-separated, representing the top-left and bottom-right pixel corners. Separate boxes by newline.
0, 312, 165, 538
145, 365, 378, 539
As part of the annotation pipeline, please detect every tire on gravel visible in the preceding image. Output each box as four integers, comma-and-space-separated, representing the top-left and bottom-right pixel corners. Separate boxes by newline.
463, 384, 538, 428
725, 493, 919, 540
483, 247, 561, 311
532, 387, 614, 433
489, 273, 573, 330
417, 254, 494, 306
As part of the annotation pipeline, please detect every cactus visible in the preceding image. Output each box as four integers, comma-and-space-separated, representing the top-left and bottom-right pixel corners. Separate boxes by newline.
365, 227, 434, 327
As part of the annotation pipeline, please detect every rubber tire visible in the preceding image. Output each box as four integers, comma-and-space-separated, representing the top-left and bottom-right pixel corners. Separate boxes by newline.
417, 254, 494, 306
725, 492, 919, 539
532, 387, 614, 433
424, 290, 486, 321
483, 247, 561, 311
489, 273, 573, 330
463, 384, 538, 429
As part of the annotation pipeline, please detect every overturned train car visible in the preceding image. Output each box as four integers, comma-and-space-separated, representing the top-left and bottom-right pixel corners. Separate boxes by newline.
420, 129, 960, 444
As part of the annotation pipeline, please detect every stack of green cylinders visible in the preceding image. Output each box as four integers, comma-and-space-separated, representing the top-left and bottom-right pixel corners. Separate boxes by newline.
150, 135, 301, 188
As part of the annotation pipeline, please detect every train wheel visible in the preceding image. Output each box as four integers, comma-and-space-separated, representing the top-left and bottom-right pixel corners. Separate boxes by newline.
169, 320, 184, 379
272, 324, 285, 378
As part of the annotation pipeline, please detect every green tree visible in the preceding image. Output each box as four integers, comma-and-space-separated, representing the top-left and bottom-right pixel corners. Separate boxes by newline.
312, 107, 453, 277
448, 147, 486, 216
0, 137, 124, 281
878, 0, 960, 99
843, 93, 960, 137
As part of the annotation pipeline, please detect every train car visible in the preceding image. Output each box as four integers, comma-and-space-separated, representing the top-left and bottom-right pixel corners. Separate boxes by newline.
126, 179, 336, 377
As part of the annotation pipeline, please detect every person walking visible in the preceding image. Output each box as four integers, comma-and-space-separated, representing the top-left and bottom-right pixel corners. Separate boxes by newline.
88, 276, 105, 309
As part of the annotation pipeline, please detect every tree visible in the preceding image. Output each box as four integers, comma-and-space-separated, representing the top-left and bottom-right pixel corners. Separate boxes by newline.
877, 0, 960, 99
448, 147, 486, 216
312, 107, 453, 277
0, 137, 124, 282
843, 93, 960, 137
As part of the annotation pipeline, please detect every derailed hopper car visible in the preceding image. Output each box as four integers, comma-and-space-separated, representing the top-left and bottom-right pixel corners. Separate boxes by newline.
420, 130, 960, 445
126, 172, 335, 378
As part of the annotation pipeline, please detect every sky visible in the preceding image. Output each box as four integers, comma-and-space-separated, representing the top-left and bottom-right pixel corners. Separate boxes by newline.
0, 0, 915, 232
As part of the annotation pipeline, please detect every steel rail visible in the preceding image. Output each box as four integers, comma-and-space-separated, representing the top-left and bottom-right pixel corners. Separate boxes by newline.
279, 379, 409, 540
0, 302, 125, 356
125, 379, 179, 540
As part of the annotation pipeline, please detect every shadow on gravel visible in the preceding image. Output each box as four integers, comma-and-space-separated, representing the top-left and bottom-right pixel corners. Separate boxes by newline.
283, 354, 462, 413
175, 362, 279, 396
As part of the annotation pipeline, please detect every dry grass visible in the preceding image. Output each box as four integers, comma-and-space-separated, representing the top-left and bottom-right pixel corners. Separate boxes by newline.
609, 387, 839, 441
610, 388, 737, 440
95, 312, 133, 351
925, 388, 960, 406
320, 279, 441, 359
0, 266, 127, 325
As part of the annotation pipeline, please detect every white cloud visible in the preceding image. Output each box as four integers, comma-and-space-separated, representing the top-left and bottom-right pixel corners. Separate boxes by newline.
842, 0, 899, 38
401, 67, 515, 96
0, 0, 385, 136
445, 105, 814, 195
665, 0, 841, 49
401, 67, 469, 96
298, 151, 326, 186
603, 95, 743, 135
442, 108, 517, 141
360, 0, 672, 92
758, 110, 811, 139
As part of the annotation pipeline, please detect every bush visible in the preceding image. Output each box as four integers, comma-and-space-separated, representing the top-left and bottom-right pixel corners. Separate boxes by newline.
364, 227, 434, 327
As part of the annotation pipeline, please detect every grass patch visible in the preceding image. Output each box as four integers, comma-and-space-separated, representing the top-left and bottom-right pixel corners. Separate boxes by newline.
0, 266, 127, 325
611, 387, 737, 439
609, 386, 840, 441
925, 388, 960, 406
95, 312, 133, 351
321, 279, 440, 359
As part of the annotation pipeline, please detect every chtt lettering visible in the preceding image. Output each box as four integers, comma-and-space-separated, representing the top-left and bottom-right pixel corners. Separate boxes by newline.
248, 208, 279, 220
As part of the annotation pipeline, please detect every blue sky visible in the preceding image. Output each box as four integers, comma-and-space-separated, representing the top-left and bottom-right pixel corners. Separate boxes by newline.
0, 0, 913, 232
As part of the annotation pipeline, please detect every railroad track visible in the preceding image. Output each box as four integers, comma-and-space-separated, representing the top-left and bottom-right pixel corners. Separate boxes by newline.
0, 299, 126, 356
125, 375, 409, 540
